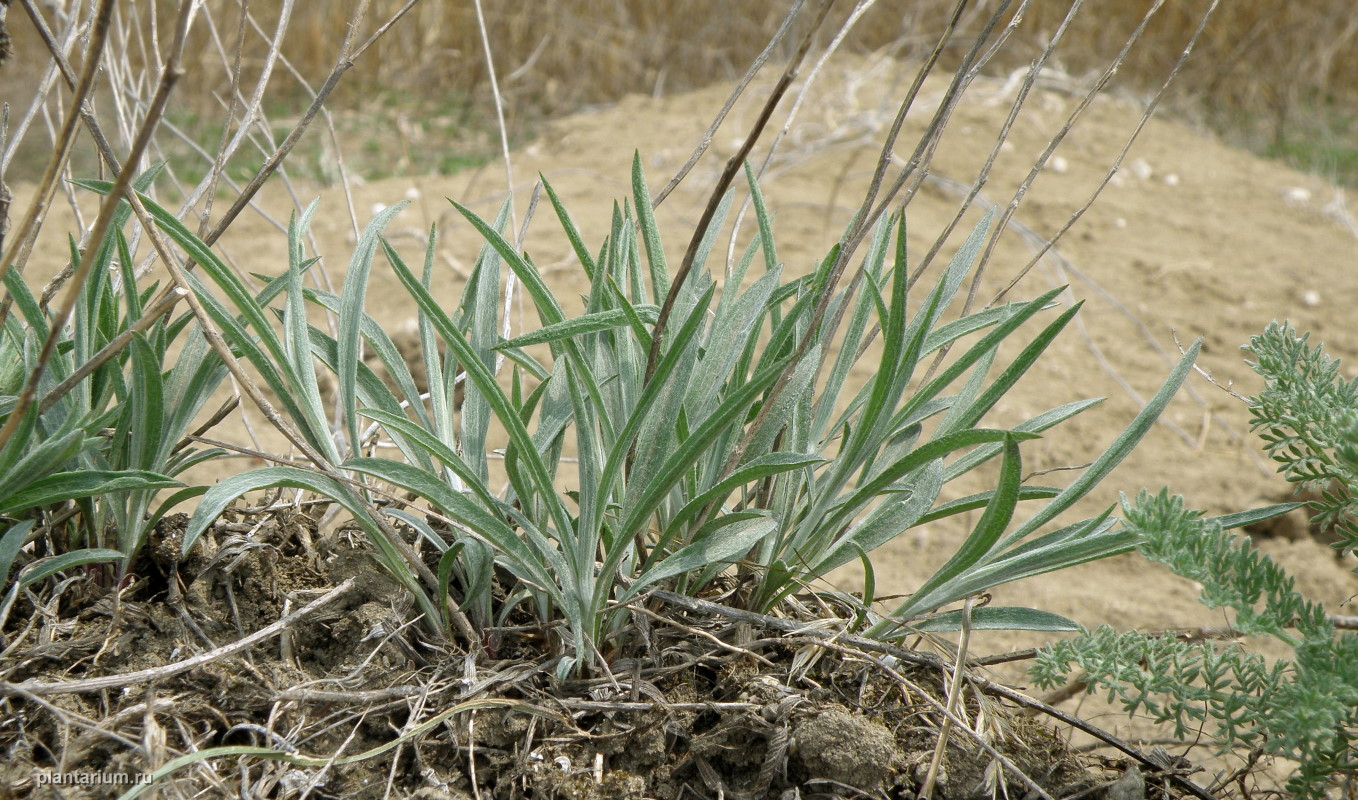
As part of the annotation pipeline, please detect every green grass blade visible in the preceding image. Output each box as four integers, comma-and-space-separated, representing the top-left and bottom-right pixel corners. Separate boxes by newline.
181, 466, 440, 624
304, 326, 434, 472
0, 420, 85, 497
895, 286, 1066, 426
912, 606, 1080, 633
664, 452, 823, 536
812, 261, 881, 438
944, 398, 1103, 480
822, 429, 1034, 536
304, 288, 434, 432
1212, 503, 1307, 530
612, 352, 795, 545
741, 342, 821, 466
917, 485, 1061, 525
159, 330, 229, 472
0, 520, 35, 585
118, 189, 288, 366
632, 152, 668, 299
810, 458, 946, 575
885, 511, 1129, 628
2, 266, 48, 338
450, 200, 569, 329
382, 238, 575, 539
603, 283, 715, 527
542, 176, 598, 281
922, 300, 1060, 356
686, 268, 782, 421
940, 303, 1082, 435
496, 307, 660, 350
345, 457, 564, 598
18, 548, 125, 588
460, 198, 512, 483
179, 270, 327, 457
893, 433, 1024, 617
339, 202, 408, 456
594, 284, 717, 531
0, 470, 181, 516
744, 161, 778, 274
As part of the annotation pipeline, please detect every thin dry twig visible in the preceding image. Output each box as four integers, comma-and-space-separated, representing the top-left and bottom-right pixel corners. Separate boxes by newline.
2, 578, 356, 697
649, 587, 1218, 800
644, 0, 837, 384
619, 598, 778, 669
0, 0, 172, 454
705, 1, 1016, 529
809, 634, 1056, 800
988, 0, 1222, 305
3, 3, 462, 634
0, 0, 115, 314
921, 594, 975, 800
652, 0, 807, 207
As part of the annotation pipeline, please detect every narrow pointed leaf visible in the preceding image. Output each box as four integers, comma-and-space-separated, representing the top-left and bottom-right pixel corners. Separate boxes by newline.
912, 606, 1080, 633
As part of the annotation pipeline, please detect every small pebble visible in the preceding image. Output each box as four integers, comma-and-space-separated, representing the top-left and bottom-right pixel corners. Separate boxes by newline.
1105, 765, 1145, 800
1049, 156, 1069, 174
1283, 186, 1312, 205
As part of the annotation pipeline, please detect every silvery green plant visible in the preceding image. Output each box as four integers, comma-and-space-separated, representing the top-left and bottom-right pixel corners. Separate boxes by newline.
75, 183, 455, 630
151, 155, 1209, 678
0, 169, 228, 591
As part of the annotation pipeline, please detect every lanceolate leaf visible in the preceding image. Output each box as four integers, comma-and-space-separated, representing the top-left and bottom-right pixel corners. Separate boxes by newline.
633, 153, 669, 298
382, 237, 575, 540
338, 202, 409, 456
889, 433, 1025, 620
917, 485, 1060, 524
810, 458, 946, 576
664, 452, 824, 536
0, 520, 35, 585
821, 428, 1034, 536
0, 471, 181, 516
621, 513, 777, 603
18, 549, 125, 587
912, 606, 1080, 633
496, 307, 660, 350
999, 339, 1202, 549
344, 457, 565, 603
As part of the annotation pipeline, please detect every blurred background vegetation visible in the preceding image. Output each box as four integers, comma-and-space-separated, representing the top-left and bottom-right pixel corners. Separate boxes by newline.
6, 0, 1358, 184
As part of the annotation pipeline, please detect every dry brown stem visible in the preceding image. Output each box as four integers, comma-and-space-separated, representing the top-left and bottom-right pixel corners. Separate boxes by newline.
2, 577, 355, 697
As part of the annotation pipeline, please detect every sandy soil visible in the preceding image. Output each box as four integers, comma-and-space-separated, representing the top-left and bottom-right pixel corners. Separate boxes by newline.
17, 53, 1358, 785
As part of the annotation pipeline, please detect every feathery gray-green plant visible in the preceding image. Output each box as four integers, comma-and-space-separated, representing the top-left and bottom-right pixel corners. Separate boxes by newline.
1031, 321, 1358, 799
1245, 320, 1358, 557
